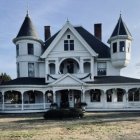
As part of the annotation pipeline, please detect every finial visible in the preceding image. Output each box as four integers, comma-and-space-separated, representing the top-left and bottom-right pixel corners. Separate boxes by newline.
26, 0, 29, 17
66, 18, 69, 23
120, 11, 122, 17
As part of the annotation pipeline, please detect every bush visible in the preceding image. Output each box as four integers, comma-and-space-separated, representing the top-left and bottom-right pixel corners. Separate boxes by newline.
44, 108, 84, 120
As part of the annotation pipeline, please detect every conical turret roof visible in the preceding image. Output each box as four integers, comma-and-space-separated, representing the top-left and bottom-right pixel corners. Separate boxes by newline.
110, 15, 132, 38
16, 14, 39, 38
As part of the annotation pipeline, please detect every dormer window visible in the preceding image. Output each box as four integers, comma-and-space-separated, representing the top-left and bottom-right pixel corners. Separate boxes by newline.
64, 40, 74, 51
28, 43, 34, 55
120, 41, 125, 52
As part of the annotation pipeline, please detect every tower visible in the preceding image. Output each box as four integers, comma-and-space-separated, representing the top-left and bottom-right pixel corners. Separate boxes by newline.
13, 13, 43, 78
108, 15, 132, 68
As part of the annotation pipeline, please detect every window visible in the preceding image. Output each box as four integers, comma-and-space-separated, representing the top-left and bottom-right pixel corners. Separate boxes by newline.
28, 63, 35, 77
28, 43, 34, 55
128, 90, 140, 102
84, 62, 91, 73
97, 62, 106, 76
17, 63, 20, 78
64, 40, 74, 51
67, 35, 70, 39
113, 42, 117, 53
90, 90, 101, 102
64, 40, 68, 51
49, 63, 55, 74
120, 41, 125, 52
16, 44, 19, 56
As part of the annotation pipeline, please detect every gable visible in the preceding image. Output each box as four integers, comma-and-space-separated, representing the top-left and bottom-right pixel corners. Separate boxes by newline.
47, 29, 92, 58
41, 22, 98, 58
49, 74, 84, 86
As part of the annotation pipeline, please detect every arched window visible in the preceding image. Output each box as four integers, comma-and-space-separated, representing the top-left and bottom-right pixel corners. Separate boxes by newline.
49, 63, 55, 74
84, 62, 90, 73
90, 89, 101, 102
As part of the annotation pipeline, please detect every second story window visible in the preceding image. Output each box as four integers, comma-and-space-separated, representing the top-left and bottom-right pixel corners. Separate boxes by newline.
28, 43, 34, 55
28, 63, 35, 77
64, 40, 74, 51
97, 62, 107, 76
112, 42, 117, 53
17, 63, 20, 78
16, 44, 19, 56
120, 41, 125, 52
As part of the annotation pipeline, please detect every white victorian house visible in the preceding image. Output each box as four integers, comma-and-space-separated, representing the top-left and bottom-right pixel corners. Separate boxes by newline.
0, 13, 140, 113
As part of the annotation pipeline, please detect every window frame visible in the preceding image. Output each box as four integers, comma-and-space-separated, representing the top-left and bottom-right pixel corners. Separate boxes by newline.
28, 63, 35, 77
112, 42, 117, 53
64, 40, 74, 51
119, 41, 125, 52
97, 62, 107, 76
16, 44, 19, 56
28, 43, 34, 55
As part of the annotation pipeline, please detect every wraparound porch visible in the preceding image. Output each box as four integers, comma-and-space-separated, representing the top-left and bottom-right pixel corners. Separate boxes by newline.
0, 87, 140, 113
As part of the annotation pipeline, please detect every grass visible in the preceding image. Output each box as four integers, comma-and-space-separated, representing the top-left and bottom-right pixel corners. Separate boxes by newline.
0, 112, 140, 140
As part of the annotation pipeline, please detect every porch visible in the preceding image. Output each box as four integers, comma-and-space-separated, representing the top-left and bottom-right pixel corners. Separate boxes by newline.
0, 87, 140, 113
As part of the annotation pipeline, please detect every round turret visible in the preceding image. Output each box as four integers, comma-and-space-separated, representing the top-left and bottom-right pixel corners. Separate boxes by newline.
108, 15, 132, 68
13, 13, 43, 78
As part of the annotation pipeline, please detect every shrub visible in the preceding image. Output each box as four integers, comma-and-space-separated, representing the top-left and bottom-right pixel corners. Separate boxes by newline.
44, 108, 84, 120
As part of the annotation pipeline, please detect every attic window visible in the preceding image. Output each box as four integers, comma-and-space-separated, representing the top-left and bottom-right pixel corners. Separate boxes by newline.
67, 35, 70, 39
64, 40, 74, 51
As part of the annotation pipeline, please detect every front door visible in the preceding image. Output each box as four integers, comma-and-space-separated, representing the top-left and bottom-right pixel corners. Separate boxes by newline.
60, 90, 69, 108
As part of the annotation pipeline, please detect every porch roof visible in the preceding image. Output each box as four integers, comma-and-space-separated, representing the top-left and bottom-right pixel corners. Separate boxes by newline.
1, 76, 140, 86
87, 76, 140, 84
1, 77, 46, 85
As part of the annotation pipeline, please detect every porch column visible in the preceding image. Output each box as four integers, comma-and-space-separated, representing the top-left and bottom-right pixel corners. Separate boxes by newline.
55, 58, 59, 74
125, 89, 129, 108
46, 59, 49, 81
43, 92, 46, 109
80, 58, 84, 73
21, 92, 24, 111
53, 91, 56, 103
82, 90, 85, 102
90, 57, 94, 79
2, 92, 4, 111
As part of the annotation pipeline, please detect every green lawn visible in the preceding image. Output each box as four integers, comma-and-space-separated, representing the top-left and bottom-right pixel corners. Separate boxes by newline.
0, 112, 140, 140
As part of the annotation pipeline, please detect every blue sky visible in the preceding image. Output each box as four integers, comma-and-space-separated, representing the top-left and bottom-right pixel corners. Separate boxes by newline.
0, 0, 140, 79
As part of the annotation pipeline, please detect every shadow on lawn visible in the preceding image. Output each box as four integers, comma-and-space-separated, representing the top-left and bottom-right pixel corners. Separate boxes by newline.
9, 112, 140, 124
0, 112, 140, 131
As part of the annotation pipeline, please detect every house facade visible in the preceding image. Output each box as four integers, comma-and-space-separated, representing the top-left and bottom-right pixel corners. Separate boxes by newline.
0, 13, 140, 113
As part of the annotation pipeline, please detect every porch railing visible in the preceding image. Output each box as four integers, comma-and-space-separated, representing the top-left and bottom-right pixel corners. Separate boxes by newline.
2, 103, 51, 111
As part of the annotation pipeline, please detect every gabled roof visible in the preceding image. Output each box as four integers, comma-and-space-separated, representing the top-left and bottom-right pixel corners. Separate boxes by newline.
75, 27, 110, 58
16, 14, 39, 39
48, 73, 85, 86
41, 22, 98, 58
110, 15, 132, 38
44, 25, 110, 58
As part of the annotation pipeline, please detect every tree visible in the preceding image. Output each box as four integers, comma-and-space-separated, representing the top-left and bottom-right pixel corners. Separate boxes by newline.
0, 73, 11, 84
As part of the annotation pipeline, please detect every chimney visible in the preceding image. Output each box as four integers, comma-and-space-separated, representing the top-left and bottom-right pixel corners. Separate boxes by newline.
44, 26, 51, 41
94, 23, 102, 41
